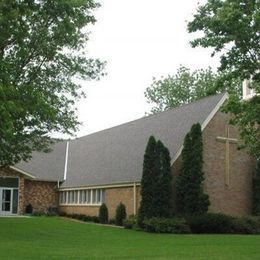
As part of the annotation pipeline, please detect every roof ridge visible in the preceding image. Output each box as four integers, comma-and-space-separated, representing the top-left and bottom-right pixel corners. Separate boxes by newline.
73, 92, 226, 142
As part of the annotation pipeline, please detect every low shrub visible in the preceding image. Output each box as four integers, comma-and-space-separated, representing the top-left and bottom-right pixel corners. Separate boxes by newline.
143, 217, 191, 234
115, 202, 127, 226
108, 218, 115, 225
59, 211, 67, 217
123, 215, 137, 229
187, 213, 234, 234
232, 217, 260, 234
99, 203, 109, 224
47, 207, 58, 216
32, 211, 45, 216
71, 213, 80, 219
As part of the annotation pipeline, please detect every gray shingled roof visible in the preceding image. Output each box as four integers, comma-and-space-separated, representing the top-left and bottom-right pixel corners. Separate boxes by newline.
14, 93, 226, 186
61, 93, 227, 188
15, 141, 66, 182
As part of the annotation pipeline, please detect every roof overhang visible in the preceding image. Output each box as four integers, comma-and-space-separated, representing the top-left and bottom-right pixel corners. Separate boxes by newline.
59, 181, 141, 191
9, 166, 36, 179
170, 92, 229, 165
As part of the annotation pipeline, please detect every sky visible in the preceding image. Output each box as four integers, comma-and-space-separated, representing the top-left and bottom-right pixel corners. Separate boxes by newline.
75, 0, 220, 137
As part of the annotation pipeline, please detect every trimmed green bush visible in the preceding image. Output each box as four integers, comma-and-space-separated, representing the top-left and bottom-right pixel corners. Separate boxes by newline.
115, 202, 127, 226
99, 203, 109, 224
123, 215, 137, 229
143, 217, 191, 234
32, 211, 45, 216
231, 217, 260, 234
187, 213, 234, 234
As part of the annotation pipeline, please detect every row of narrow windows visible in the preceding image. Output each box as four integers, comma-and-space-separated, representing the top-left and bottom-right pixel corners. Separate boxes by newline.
59, 189, 105, 205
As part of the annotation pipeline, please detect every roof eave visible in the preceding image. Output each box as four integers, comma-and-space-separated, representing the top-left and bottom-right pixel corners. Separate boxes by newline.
170, 92, 229, 165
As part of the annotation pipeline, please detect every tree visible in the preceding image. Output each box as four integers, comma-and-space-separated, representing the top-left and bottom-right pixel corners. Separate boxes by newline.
153, 140, 173, 218
253, 160, 260, 216
99, 203, 108, 224
188, 0, 260, 159
0, 0, 105, 166
138, 136, 173, 226
115, 202, 127, 226
176, 123, 209, 215
137, 136, 157, 226
145, 65, 241, 114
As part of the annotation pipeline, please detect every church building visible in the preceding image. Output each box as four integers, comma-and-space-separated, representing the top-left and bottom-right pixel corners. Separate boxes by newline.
0, 92, 256, 217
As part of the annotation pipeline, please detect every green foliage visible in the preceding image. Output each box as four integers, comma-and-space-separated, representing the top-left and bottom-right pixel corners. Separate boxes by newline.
176, 123, 209, 215
99, 203, 108, 224
253, 160, 260, 215
115, 202, 127, 226
138, 136, 173, 226
123, 215, 137, 229
231, 217, 260, 234
187, 213, 260, 234
0, 0, 105, 166
223, 95, 260, 159
153, 140, 173, 218
188, 0, 260, 159
143, 217, 191, 234
62, 212, 100, 223
187, 213, 234, 234
188, 0, 259, 84
137, 136, 157, 226
145, 65, 241, 114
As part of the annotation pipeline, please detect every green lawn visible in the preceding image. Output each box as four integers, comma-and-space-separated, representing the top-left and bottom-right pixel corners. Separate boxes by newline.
0, 217, 259, 259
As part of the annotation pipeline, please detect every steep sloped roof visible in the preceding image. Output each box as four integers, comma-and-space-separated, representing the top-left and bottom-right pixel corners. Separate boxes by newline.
14, 141, 66, 182
14, 93, 227, 186
61, 93, 227, 188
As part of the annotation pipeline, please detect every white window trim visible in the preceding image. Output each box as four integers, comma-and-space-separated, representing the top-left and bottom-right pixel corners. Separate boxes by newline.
59, 188, 105, 206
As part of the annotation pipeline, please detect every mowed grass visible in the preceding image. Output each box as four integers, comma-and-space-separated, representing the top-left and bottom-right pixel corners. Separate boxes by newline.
0, 217, 260, 259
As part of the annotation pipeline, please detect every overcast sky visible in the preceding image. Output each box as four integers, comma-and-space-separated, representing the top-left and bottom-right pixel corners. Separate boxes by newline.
75, 0, 219, 137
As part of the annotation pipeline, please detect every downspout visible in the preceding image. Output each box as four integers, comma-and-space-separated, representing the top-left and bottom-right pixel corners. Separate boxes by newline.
133, 182, 137, 215
63, 141, 70, 181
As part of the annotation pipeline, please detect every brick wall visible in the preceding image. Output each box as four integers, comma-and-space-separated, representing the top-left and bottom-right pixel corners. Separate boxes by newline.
59, 185, 141, 218
24, 180, 58, 213
171, 111, 255, 216
202, 111, 255, 216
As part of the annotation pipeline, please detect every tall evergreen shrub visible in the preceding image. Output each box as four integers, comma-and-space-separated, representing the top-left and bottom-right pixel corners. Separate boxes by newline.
253, 160, 260, 215
138, 136, 173, 226
176, 123, 209, 215
153, 140, 173, 218
99, 203, 108, 224
115, 202, 127, 226
137, 136, 158, 226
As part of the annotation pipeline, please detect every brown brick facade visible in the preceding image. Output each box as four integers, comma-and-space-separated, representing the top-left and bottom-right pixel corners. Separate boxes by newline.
171, 111, 255, 216
24, 180, 59, 213
59, 185, 141, 218
0, 167, 59, 214
202, 111, 255, 216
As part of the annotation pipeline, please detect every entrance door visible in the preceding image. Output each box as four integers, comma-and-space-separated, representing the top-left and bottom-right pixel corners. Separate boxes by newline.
0, 189, 12, 215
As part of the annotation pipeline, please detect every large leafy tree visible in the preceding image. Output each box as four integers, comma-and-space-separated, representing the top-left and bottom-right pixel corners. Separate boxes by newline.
188, 0, 260, 159
0, 0, 105, 166
145, 65, 241, 114
176, 123, 209, 215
